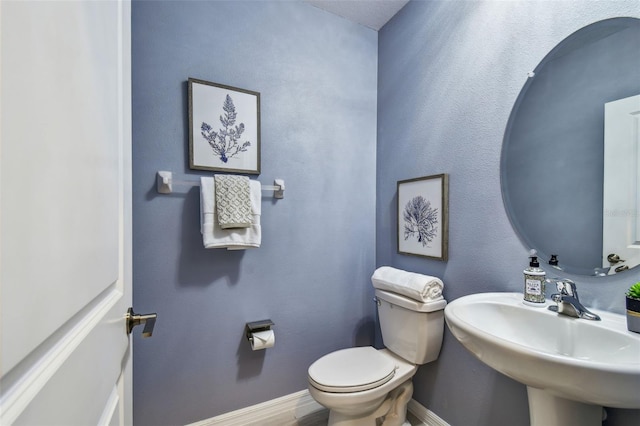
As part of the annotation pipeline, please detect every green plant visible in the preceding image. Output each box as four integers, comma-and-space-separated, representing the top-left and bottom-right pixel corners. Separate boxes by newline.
627, 282, 640, 299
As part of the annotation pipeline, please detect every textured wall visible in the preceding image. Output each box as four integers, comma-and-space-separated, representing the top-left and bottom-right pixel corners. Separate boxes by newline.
377, 1, 640, 425
132, 1, 377, 424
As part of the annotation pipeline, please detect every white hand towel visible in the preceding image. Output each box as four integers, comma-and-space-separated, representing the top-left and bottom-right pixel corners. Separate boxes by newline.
200, 177, 261, 249
371, 266, 444, 302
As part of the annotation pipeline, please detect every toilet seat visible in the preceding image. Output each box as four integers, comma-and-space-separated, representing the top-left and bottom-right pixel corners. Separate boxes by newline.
308, 347, 397, 393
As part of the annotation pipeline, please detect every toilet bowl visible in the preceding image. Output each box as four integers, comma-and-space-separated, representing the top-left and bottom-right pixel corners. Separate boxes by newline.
308, 347, 416, 426
307, 284, 447, 426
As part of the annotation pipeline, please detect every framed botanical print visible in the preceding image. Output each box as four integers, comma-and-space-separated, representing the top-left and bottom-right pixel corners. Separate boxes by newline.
188, 78, 260, 174
397, 174, 449, 260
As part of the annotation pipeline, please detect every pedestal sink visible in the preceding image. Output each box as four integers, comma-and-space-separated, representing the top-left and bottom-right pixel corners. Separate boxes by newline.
444, 292, 640, 426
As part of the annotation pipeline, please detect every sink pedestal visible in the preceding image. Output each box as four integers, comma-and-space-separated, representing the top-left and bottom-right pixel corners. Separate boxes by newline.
527, 387, 602, 426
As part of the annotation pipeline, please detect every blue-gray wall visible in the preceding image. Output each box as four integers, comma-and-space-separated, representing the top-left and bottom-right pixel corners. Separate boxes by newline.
378, 1, 640, 425
132, 1, 377, 424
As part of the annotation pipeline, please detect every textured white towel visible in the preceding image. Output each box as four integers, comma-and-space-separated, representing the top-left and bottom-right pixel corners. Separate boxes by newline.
371, 266, 444, 302
214, 175, 252, 229
200, 177, 261, 249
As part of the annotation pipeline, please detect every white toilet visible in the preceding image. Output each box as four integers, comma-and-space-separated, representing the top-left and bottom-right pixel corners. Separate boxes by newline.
307, 287, 447, 426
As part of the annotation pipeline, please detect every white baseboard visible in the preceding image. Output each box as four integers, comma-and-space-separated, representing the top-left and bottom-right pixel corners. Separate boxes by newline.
188, 390, 450, 426
407, 399, 450, 426
186, 390, 324, 426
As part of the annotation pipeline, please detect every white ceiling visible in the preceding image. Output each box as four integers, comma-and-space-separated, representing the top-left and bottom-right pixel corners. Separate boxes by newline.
306, 0, 409, 31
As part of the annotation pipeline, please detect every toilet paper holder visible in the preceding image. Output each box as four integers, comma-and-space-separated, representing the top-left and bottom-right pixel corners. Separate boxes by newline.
245, 319, 274, 342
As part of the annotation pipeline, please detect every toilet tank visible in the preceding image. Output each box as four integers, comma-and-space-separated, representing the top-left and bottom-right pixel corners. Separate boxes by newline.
375, 289, 447, 364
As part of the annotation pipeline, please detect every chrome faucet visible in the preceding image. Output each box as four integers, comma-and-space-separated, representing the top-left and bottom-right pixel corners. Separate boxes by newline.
547, 279, 601, 321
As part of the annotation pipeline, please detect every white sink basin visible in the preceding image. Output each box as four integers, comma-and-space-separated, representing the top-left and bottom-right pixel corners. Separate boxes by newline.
444, 293, 640, 425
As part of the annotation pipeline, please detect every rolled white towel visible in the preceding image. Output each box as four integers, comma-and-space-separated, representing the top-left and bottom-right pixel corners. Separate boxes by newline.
371, 266, 444, 302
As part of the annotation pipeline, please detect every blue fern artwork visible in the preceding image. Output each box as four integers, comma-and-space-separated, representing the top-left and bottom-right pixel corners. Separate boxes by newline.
200, 94, 251, 163
403, 196, 439, 246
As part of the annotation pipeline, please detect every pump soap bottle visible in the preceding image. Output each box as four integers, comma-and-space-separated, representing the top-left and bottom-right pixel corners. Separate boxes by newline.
524, 252, 546, 306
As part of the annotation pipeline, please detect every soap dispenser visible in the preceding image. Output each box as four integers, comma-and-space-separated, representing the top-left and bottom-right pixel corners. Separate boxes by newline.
524, 252, 546, 306
548, 254, 563, 271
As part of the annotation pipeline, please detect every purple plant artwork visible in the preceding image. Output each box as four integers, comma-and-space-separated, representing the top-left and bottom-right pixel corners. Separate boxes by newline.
403, 196, 439, 247
200, 94, 251, 163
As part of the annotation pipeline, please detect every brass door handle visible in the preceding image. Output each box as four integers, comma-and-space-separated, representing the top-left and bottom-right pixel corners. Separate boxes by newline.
607, 253, 625, 264
126, 307, 157, 337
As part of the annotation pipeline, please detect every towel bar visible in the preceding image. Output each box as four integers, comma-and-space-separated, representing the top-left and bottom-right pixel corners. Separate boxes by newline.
156, 171, 284, 199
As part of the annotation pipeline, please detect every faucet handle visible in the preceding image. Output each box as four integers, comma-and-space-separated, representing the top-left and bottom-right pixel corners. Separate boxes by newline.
557, 281, 568, 294
546, 278, 579, 299
557, 279, 578, 298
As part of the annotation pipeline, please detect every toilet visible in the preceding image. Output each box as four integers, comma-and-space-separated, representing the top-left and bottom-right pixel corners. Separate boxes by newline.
307, 286, 447, 426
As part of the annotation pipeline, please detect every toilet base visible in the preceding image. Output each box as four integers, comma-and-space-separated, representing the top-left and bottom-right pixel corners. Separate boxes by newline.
326, 380, 413, 426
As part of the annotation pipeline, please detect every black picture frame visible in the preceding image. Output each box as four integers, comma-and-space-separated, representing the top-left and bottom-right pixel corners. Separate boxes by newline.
188, 78, 261, 174
397, 174, 449, 260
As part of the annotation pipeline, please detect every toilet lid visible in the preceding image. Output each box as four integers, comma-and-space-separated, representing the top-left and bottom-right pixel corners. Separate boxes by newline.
308, 347, 397, 393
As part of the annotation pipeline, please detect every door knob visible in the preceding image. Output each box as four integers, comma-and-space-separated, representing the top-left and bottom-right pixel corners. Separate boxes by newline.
126, 307, 157, 337
607, 253, 625, 264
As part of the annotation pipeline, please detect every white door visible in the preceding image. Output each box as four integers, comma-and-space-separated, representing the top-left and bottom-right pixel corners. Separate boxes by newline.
0, 1, 133, 425
603, 94, 640, 273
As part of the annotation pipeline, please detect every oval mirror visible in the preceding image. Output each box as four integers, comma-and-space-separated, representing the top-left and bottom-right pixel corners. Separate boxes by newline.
501, 17, 640, 277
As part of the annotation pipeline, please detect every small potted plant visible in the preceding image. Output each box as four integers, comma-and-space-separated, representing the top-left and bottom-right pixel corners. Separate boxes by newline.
626, 282, 640, 333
